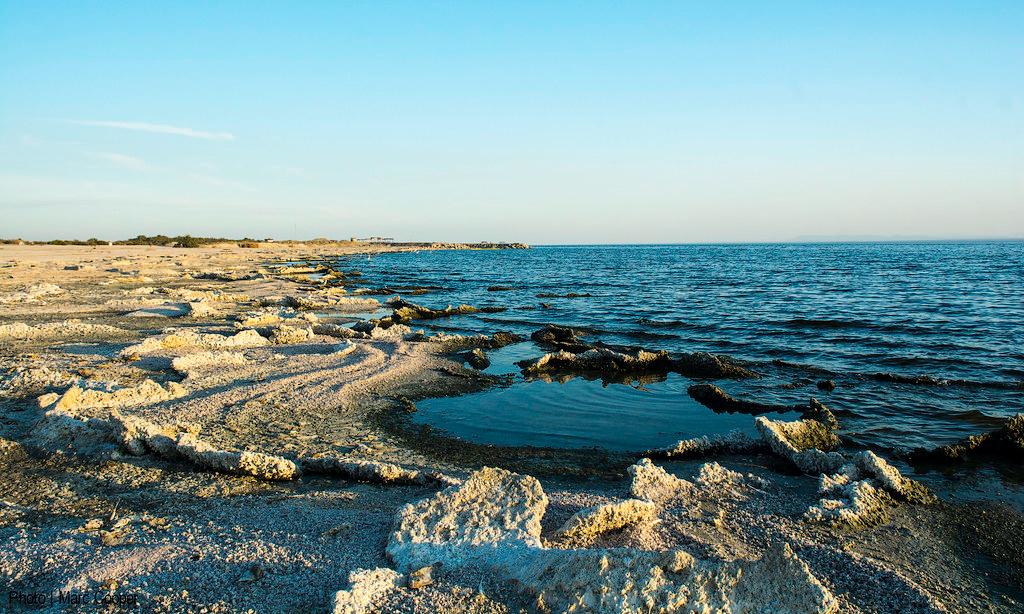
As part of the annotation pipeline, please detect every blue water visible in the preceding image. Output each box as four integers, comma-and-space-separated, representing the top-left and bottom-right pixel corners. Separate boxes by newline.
340, 242, 1024, 453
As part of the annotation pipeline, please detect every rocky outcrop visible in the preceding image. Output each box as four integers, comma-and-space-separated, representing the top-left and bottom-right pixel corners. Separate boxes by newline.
176, 434, 300, 481
120, 329, 269, 356
311, 323, 368, 340
648, 430, 766, 459
627, 458, 695, 502
269, 324, 315, 345
462, 348, 490, 369
42, 380, 187, 412
385, 466, 838, 613
755, 416, 845, 474
0, 283, 64, 304
554, 499, 657, 540
171, 351, 249, 376
672, 352, 758, 379
910, 413, 1024, 464
519, 347, 672, 378
521, 327, 758, 381
687, 384, 838, 426
300, 456, 431, 485
332, 568, 403, 614
806, 451, 935, 528
0, 320, 131, 341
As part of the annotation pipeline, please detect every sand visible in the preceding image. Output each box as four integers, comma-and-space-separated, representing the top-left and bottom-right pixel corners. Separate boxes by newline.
0, 244, 1021, 613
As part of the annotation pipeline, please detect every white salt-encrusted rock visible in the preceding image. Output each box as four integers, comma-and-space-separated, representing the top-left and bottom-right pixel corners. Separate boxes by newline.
270, 324, 315, 345
120, 329, 269, 356
176, 433, 299, 481
185, 300, 220, 318
755, 416, 845, 474
627, 458, 694, 502
555, 498, 657, 540
806, 451, 935, 527
313, 323, 367, 340
386, 466, 839, 613
388, 467, 548, 569
0, 283, 64, 304
0, 320, 130, 341
47, 380, 187, 411
368, 324, 412, 341
650, 430, 764, 458
301, 456, 426, 484
332, 567, 402, 614
170, 351, 249, 375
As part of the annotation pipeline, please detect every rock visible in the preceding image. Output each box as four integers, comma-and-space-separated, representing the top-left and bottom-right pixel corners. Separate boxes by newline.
648, 430, 766, 459
270, 324, 315, 345
687, 383, 783, 414
332, 568, 402, 614
176, 434, 299, 480
673, 351, 759, 379
755, 416, 845, 474
301, 456, 429, 484
530, 325, 589, 351
312, 323, 367, 340
817, 379, 837, 392
50, 380, 187, 411
487, 286, 513, 291
185, 301, 220, 318
121, 329, 269, 356
555, 498, 657, 540
627, 458, 694, 502
463, 348, 490, 369
386, 466, 838, 613
519, 347, 671, 378
687, 385, 839, 428
910, 413, 1024, 464
388, 467, 548, 568
0, 283, 64, 304
0, 320, 130, 342
171, 351, 249, 376
806, 451, 934, 527
407, 565, 435, 589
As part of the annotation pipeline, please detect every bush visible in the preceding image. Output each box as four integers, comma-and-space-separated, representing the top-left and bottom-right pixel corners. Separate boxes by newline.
238, 241, 260, 248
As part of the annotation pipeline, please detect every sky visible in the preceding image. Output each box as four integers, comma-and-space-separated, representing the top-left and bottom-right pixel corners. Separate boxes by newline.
1, 2, 1021, 244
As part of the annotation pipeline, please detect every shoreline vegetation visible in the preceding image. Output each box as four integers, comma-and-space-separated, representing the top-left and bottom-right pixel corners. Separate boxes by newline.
0, 243, 1021, 612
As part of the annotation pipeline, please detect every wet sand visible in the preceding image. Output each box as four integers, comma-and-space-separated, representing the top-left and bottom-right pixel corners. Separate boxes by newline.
0, 244, 1021, 613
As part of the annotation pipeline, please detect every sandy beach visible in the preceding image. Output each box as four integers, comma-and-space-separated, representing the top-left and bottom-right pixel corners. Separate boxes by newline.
1, 243, 1021, 613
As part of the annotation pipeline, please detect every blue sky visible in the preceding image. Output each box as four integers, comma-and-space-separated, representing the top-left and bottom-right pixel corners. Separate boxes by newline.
1, 2, 1021, 243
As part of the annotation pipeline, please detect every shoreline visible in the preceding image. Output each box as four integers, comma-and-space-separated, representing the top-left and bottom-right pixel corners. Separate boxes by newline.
1, 245, 1021, 612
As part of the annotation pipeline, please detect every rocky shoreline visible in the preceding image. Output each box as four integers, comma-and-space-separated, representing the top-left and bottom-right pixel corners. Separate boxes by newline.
1, 244, 1022, 612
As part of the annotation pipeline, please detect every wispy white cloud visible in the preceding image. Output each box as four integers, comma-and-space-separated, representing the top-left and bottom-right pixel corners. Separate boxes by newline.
67, 120, 235, 141
89, 151, 149, 170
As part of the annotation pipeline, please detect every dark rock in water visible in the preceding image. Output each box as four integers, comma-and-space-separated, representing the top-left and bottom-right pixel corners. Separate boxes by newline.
487, 285, 514, 292
686, 384, 838, 427
673, 352, 759, 379
463, 348, 490, 370
539, 303, 552, 309
489, 331, 521, 348
391, 299, 480, 321
355, 299, 502, 333
531, 325, 583, 344
518, 347, 671, 378
911, 413, 1024, 464
868, 371, 1023, 390
535, 292, 592, 298
687, 383, 780, 414
816, 379, 837, 392
803, 398, 839, 430
522, 326, 758, 381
